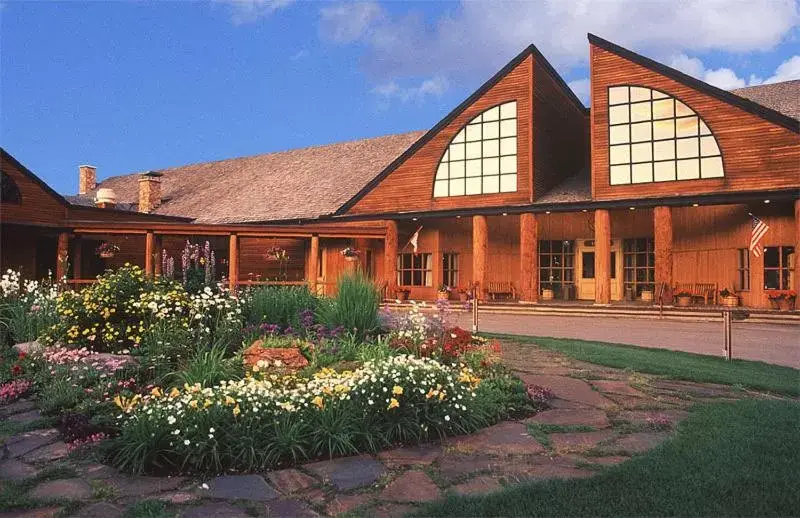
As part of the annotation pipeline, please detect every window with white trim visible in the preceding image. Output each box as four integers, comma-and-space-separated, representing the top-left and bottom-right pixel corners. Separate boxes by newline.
607, 86, 724, 185
433, 101, 517, 197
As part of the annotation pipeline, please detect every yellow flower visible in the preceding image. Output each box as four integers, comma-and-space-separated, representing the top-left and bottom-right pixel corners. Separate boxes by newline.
150, 387, 163, 398
392, 385, 403, 395
311, 396, 324, 409
204, 399, 212, 408
252, 364, 260, 373
387, 398, 400, 410
225, 395, 236, 406
189, 400, 198, 409
233, 404, 241, 416
169, 387, 180, 398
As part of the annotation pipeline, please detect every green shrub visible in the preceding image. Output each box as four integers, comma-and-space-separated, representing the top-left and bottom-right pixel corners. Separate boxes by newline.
241, 285, 317, 329
317, 270, 380, 339
170, 343, 241, 388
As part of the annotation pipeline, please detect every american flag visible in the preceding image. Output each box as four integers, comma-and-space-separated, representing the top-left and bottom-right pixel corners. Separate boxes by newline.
749, 214, 769, 257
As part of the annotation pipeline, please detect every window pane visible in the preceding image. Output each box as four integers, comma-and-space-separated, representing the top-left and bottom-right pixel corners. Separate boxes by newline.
482, 158, 499, 176
500, 101, 517, 119
676, 137, 699, 159
465, 177, 481, 195
654, 161, 676, 181
676, 116, 698, 137
610, 165, 631, 184
610, 144, 630, 165
675, 100, 693, 116
631, 142, 652, 162
654, 140, 675, 160
465, 159, 481, 177
652, 90, 668, 100
450, 143, 465, 160
699, 120, 711, 135
632, 162, 653, 183
436, 163, 448, 179
466, 123, 481, 142
609, 86, 629, 105
483, 121, 499, 139
631, 122, 652, 142
676, 159, 700, 180
500, 155, 517, 174
433, 180, 448, 197
653, 119, 675, 140
465, 141, 481, 159
482, 139, 499, 157
500, 136, 516, 155
483, 106, 500, 121
483, 175, 500, 193
700, 136, 720, 156
500, 119, 516, 137
500, 174, 517, 192
452, 129, 465, 143
652, 98, 674, 119
610, 125, 630, 144
630, 87, 650, 102
582, 252, 595, 278
450, 160, 465, 177
449, 178, 465, 196
609, 105, 629, 124
701, 157, 724, 178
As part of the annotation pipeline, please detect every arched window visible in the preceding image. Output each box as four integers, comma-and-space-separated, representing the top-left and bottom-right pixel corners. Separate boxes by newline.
607, 86, 724, 185
433, 101, 518, 197
1, 172, 22, 204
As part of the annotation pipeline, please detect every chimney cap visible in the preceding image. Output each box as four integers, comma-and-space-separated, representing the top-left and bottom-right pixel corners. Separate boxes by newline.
79, 164, 97, 169
140, 170, 163, 178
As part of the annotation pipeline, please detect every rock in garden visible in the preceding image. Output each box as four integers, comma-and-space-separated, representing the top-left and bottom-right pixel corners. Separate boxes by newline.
7, 409, 41, 424
379, 470, 440, 503
525, 408, 610, 428
20, 441, 69, 463
4, 429, 59, 459
12, 340, 44, 356
28, 478, 92, 501
0, 399, 37, 417
451, 476, 502, 496
327, 494, 373, 516
549, 430, 615, 451
181, 503, 252, 518
0, 459, 39, 481
304, 454, 385, 491
451, 421, 546, 455
203, 474, 279, 501
243, 342, 309, 372
377, 444, 442, 467
106, 475, 187, 496
266, 468, 318, 494
74, 502, 124, 518
265, 498, 320, 517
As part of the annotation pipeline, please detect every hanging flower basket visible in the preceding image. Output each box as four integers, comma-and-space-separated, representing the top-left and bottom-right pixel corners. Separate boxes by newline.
341, 247, 361, 262
95, 242, 120, 259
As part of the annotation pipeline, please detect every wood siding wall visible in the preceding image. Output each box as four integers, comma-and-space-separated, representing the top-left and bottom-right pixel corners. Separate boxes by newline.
348, 55, 534, 214
533, 60, 589, 198
590, 44, 800, 201
1, 160, 66, 226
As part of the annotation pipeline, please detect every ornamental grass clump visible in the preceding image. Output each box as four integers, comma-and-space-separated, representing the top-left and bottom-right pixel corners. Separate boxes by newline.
317, 270, 380, 340
110, 355, 505, 474
241, 285, 317, 330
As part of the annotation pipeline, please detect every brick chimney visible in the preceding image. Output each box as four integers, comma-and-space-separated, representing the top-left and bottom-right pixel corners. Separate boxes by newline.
138, 171, 163, 213
78, 165, 97, 195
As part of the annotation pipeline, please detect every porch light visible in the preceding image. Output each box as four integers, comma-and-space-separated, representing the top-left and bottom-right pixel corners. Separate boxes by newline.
412, 217, 419, 221
629, 207, 635, 210
581, 209, 588, 212
502, 212, 508, 216
545, 211, 551, 214
764, 199, 770, 204
456, 215, 461, 219
692, 203, 699, 207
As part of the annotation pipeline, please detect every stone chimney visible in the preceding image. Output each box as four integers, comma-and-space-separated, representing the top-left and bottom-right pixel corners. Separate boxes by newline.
138, 171, 163, 213
78, 165, 97, 195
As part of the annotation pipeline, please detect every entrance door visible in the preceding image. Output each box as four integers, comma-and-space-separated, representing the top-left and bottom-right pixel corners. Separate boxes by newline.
576, 239, 622, 301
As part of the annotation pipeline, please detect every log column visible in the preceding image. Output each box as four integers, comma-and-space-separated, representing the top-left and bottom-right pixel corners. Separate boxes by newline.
153, 235, 163, 276
228, 234, 239, 295
594, 210, 611, 305
653, 206, 674, 303
795, 199, 800, 295
56, 232, 69, 282
309, 234, 319, 294
473, 215, 488, 300
385, 221, 398, 292
144, 231, 155, 277
520, 213, 539, 302
72, 237, 82, 281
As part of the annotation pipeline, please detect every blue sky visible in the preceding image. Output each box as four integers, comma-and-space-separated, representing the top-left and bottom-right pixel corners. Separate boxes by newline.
2, 0, 798, 195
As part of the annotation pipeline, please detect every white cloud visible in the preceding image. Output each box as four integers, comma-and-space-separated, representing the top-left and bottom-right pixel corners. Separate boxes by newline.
567, 78, 591, 105
320, 0, 799, 84
372, 76, 449, 103
216, 0, 295, 25
670, 53, 800, 90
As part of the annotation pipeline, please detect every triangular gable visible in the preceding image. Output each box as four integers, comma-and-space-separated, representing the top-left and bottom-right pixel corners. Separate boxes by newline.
336, 44, 585, 216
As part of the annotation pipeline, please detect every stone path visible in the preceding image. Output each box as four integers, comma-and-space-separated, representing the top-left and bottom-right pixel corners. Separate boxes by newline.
0, 341, 783, 517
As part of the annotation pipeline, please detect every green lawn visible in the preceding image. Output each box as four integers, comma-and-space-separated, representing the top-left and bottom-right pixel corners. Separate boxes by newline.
417, 400, 800, 517
491, 334, 800, 396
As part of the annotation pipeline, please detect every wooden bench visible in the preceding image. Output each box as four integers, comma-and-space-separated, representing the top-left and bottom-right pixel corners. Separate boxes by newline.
485, 281, 517, 301
673, 282, 718, 305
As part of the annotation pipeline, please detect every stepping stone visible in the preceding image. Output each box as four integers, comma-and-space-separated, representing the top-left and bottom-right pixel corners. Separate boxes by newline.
181, 503, 251, 518
265, 498, 319, 517
21, 441, 68, 463
615, 409, 689, 426
612, 432, 670, 454
0, 459, 39, 481
499, 462, 596, 482
550, 430, 615, 451
4, 429, 58, 458
377, 443, 442, 467
156, 491, 201, 504
437, 454, 496, 482
304, 454, 385, 491
0, 506, 62, 517
203, 474, 279, 501
548, 398, 592, 410
29, 478, 92, 501
0, 399, 36, 417
267, 468, 317, 494
451, 476, 502, 496
516, 374, 614, 408
591, 381, 647, 397
298, 487, 328, 508
450, 421, 545, 455
580, 455, 629, 466
7, 409, 41, 424
379, 470, 440, 503
107, 475, 187, 497
77, 463, 119, 480
74, 502, 124, 518
525, 408, 610, 428
327, 494, 373, 516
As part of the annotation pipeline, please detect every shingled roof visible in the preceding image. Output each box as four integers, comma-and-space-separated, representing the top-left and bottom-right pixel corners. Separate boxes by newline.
86, 132, 424, 224
731, 80, 800, 121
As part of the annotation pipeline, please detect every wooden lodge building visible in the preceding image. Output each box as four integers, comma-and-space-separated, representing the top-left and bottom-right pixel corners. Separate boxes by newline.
2, 35, 799, 310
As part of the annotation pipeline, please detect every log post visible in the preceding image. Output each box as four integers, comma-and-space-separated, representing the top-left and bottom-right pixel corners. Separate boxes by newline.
473, 215, 488, 300
145, 231, 155, 277
309, 234, 319, 294
520, 213, 539, 302
653, 206, 673, 303
56, 232, 69, 282
228, 234, 239, 295
154, 235, 163, 276
385, 221, 398, 294
594, 209, 611, 304
72, 236, 82, 281
795, 199, 800, 295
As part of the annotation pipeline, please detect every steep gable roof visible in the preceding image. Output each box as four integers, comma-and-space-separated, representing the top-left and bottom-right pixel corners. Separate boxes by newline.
88, 132, 424, 224
588, 34, 800, 133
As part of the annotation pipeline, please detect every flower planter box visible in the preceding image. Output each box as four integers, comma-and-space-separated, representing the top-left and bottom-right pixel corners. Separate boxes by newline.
541, 289, 554, 301
675, 295, 692, 307
721, 295, 739, 307
396, 289, 410, 301
436, 291, 450, 302
99, 251, 115, 259
344, 255, 359, 262
640, 290, 654, 303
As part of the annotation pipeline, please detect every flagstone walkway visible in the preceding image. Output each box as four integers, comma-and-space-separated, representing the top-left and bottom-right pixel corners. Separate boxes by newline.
0, 341, 782, 518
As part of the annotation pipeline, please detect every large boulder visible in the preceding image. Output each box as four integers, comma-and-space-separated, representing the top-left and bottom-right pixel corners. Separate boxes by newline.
243, 341, 309, 372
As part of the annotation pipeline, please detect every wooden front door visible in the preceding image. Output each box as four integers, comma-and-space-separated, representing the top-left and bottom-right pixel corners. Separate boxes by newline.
576, 239, 622, 301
